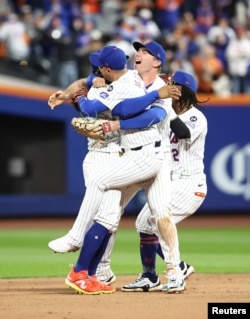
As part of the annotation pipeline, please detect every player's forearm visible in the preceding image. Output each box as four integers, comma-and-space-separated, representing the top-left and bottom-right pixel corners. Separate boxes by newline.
63, 79, 87, 100
115, 107, 166, 130
78, 98, 108, 116
112, 91, 160, 117
112, 85, 181, 118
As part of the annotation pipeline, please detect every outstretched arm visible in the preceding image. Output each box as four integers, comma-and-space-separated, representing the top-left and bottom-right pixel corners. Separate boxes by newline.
48, 74, 107, 110
48, 78, 87, 109
112, 85, 181, 118
119, 106, 167, 129
93, 106, 167, 134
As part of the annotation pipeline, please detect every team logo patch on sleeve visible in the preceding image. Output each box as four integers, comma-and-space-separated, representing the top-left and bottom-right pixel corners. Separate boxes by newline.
190, 116, 197, 122
100, 92, 109, 99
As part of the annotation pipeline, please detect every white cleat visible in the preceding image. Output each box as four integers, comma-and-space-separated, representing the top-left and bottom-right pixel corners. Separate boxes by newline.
179, 261, 195, 280
48, 234, 80, 253
162, 266, 185, 294
162, 276, 185, 294
101, 275, 117, 285
121, 274, 162, 292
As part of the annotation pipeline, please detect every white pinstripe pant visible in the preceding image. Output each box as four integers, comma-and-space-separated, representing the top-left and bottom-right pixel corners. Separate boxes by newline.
68, 150, 122, 247
84, 144, 163, 231
68, 143, 163, 246
97, 173, 207, 279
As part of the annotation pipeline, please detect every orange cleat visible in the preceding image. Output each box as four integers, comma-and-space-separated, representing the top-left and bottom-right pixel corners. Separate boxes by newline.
65, 267, 115, 295
89, 274, 116, 294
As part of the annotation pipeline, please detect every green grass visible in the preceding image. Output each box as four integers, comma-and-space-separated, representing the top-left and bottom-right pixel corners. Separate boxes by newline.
0, 227, 249, 278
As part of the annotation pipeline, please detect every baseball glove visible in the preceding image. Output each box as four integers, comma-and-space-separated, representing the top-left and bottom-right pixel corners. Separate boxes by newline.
71, 116, 112, 141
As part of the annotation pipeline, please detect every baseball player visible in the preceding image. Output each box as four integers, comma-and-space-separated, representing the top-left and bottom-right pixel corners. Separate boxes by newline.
121, 70, 207, 292
48, 51, 173, 256
48, 44, 192, 296
65, 43, 188, 295
95, 43, 190, 293
49, 45, 182, 295
48, 48, 179, 261
48, 57, 124, 261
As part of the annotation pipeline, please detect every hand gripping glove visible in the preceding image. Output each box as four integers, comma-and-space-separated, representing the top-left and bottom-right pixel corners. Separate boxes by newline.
71, 117, 112, 141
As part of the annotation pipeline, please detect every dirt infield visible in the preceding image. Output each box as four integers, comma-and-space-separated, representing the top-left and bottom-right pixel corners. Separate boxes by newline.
0, 215, 249, 319
1, 274, 249, 319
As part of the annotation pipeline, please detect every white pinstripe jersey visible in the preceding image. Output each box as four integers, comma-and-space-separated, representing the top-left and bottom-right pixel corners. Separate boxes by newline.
170, 106, 207, 176
95, 70, 161, 149
86, 86, 121, 153
145, 76, 172, 154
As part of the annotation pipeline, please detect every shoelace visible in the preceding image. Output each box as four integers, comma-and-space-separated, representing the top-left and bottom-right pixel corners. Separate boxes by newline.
130, 275, 145, 284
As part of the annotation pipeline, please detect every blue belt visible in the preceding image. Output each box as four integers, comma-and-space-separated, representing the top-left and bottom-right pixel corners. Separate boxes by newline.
122, 141, 161, 152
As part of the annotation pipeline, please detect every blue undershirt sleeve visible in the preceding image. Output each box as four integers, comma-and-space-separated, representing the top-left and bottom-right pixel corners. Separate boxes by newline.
78, 98, 108, 116
112, 90, 160, 118
85, 74, 96, 87
119, 106, 166, 129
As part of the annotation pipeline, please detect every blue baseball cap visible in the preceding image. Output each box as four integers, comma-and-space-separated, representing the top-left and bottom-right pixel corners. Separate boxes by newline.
89, 46, 127, 70
133, 40, 166, 66
172, 70, 197, 93
89, 49, 101, 73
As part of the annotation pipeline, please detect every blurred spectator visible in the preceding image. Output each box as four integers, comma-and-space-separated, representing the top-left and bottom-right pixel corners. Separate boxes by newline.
180, 12, 201, 56
45, 14, 78, 88
207, 14, 236, 44
225, 24, 250, 94
115, 16, 138, 42
210, 33, 230, 71
79, 0, 102, 28
0, 14, 7, 59
75, 18, 104, 77
192, 24, 210, 54
135, 8, 161, 40
181, 0, 201, 16
122, 0, 154, 12
105, 30, 135, 69
169, 51, 196, 78
234, 0, 248, 25
47, 0, 77, 30
191, 43, 224, 93
164, 18, 199, 59
10, 0, 48, 13
20, 5, 36, 39
194, 0, 215, 34
1, 0, 250, 96
207, 15, 236, 69
212, 70, 232, 97
26, 9, 53, 81
98, 0, 123, 34
75, 18, 94, 57
181, 11, 198, 39
0, 0, 13, 14
154, 0, 184, 35
0, 12, 30, 64
210, 0, 236, 21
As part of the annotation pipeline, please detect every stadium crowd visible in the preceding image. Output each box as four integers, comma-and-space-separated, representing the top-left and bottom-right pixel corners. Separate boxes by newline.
1, 0, 250, 96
